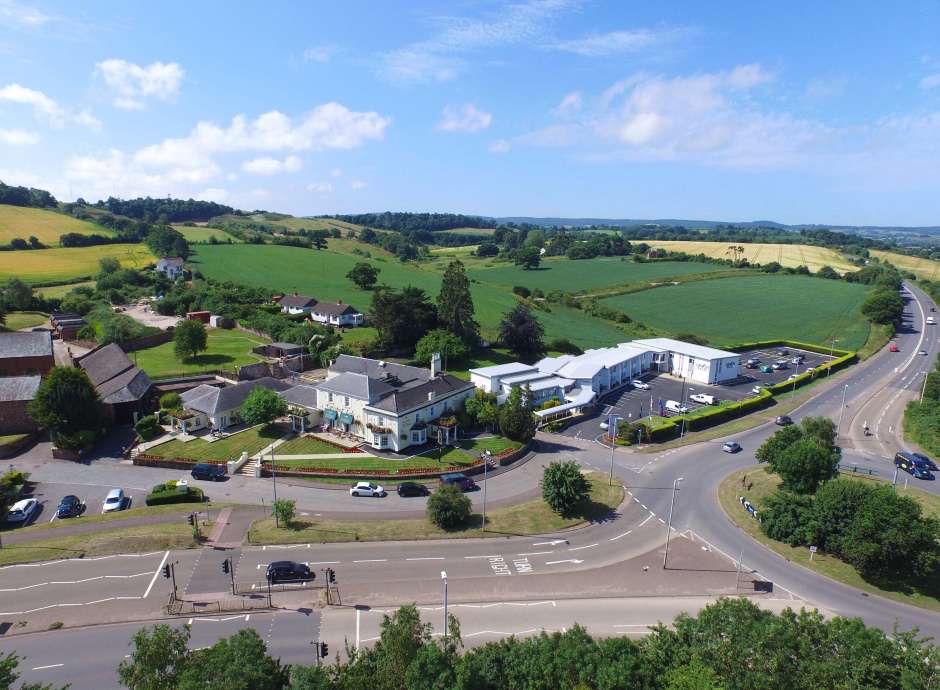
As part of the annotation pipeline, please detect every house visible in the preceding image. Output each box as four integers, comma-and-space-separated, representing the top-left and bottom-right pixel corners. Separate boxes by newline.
155, 257, 185, 279
54, 317, 87, 341
0, 331, 54, 377
282, 353, 475, 452
176, 377, 292, 432
0, 375, 41, 434
76, 343, 153, 424
630, 338, 740, 384
278, 294, 318, 315
309, 301, 364, 327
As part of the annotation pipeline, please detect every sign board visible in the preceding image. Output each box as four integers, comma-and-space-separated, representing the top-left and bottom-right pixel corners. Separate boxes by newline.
809, 545, 817, 553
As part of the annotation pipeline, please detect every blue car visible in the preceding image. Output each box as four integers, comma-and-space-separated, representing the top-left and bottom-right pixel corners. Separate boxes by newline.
56, 495, 84, 518
895, 452, 936, 480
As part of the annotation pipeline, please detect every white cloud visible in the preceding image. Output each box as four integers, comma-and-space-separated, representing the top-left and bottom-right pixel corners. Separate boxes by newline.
437, 103, 492, 133
921, 73, 940, 90
75, 110, 102, 132
329, 168, 343, 178
725, 63, 773, 89
0, 0, 52, 26
196, 187, 228, 202
95, 59, 184, 110
0, 128, 39, 145
242, 155, 303, 175
0, 83, 64, 126
553, 91, 582, 118
552, 28, 686, 57
349, 179, 367, 190
302, 46, 335, 63
307, 181, 333, 193
489, 139, 512, 154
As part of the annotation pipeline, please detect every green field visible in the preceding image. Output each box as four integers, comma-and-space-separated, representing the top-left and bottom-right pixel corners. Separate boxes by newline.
2, 311, 47, 330
147, 424, 283, 461
0, 204, 111, 246
601, 275, 871, 350
172, 224, 239, 243
0, 243, 155, 283
134, 327, 268, 378
35, 281, 96, 298
192, 244, 630, 348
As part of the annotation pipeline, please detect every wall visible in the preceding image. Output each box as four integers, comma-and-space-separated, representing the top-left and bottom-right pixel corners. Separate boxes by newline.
0, 400, 38, 434
122, 329, 174, 352
0, 354, 53, 377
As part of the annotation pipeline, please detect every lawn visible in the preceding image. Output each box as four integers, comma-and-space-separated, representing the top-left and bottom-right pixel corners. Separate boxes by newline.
601, 275, 871, 350
0, 204, 111, 246
459, 435, 522, 455
172, 224, 240, 243
644, 241, 859, 274
133, 327, 268, 378
0, 243, 155, 283
870, 250, 940, 281
34, 280, 96, 298
147, 424, 284, 462
274, 435, 352, 455
273, 454, 477, 473
719, 466, 940, 613
2, 311, 47, 330
249, 473, 623, 543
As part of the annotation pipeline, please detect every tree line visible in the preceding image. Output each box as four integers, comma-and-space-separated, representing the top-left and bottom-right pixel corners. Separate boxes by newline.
0, 180, 56, 208
327, 212, 492, 232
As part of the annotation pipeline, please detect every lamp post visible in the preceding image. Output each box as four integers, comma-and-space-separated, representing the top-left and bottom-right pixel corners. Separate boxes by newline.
921, 371, 930, 402
607, 414, 621, 486
271, 445, 279, 528
827, 339, 839, 377
440, 571, 448, 640
481, 451, 490, 532
837, 384, 849, 436
663, 477, 684, 569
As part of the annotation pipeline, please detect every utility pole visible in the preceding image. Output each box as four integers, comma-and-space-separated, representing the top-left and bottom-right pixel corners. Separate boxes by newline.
440, 571, 448, 641
271, 445, 279, 527
837, 384, 848, 435
607, 414, 621, 486
663, 477, 683, 569
481, 451, 490, 532
827, 339, 839, 377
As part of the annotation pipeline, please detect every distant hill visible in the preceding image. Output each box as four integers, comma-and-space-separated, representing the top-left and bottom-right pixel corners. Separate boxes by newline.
0, 204, 111, 246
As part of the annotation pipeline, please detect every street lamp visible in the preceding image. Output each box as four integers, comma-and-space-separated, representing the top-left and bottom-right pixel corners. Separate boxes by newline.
607, 414, 621, 486
827, 339, 839, 377
440, 571, 448, 640
663, 477, 684, 569
271, 445, 279, 528
837, 384, 849, 435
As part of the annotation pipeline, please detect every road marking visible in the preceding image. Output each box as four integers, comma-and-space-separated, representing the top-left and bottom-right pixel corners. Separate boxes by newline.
488, 555, 512, 576
658, 518, 666, 524
143, 551, 170, 599
638, 514, 653, 527
406, 557, 445, 561
609, 529, 632, 541
262, 544, 310, 550
545, 559, 584, 565
516, 551, 552, 556
308, 561, 340, 565
0, 596, 145, 616
0, 552, 165, 570
0, 572, 152, 593
464, 554, 501, 559
187, 614, 251, 623
352, 559, 387, 563
567, 543, 597, 552
532, 539, 567, 546
48, 513, 57, 523
31, 664, 64, 671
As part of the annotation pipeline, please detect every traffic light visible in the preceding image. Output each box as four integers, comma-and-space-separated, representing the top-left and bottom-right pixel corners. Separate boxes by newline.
162, 564, 171, 579
187, 513, 195, 526
326, 568, 336, 584
221, 559, 230, 574
319, 642, 328, 658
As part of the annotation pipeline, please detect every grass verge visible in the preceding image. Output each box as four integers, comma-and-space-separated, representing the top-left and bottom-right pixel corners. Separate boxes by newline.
250, 473, 623, 544
718, 465, 940, 613
2, 311, 48, 331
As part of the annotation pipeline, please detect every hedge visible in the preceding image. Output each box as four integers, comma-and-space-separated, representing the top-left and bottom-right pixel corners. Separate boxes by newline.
145, 484, 205, 506
684, 389, 774, 431
727, 339, 853, 357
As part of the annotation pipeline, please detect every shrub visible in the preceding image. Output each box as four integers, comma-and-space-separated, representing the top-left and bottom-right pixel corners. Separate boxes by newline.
135, 414, 161, 441
541, 461, 590, 516
145, 485, 204, 506
512, 285, 531, 298
160, 392, 182, 410
546, 338, 583, 355
272, 499, 296, 528
427, 484, 472, 529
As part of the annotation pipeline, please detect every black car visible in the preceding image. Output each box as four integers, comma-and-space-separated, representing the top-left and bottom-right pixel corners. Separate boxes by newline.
397, 482, 430, 497
191, 463, 226, 481
911, 452, 939, 471
775, 415, 793, 426
56, 495, 83, 519
266, 561, 314, 583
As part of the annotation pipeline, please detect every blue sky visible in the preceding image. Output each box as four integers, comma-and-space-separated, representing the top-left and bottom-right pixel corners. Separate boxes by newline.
1, 0, 940, 225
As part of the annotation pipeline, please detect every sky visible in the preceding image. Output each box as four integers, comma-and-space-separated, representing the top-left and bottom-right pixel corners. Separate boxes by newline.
1, 0, 940, 226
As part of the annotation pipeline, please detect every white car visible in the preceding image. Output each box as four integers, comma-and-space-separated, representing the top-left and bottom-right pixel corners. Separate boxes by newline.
599, 421, 609, 430
350, 482, 385, 498
689, 393, 716, 405
102, 488, 126, 513
6, 498, 39, 523
631, 380, 651, 390
751, 385, 764, 395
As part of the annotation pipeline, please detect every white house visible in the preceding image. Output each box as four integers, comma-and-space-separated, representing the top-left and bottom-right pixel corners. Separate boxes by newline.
155, 257, 185, 279
278, 294, 318, 315
631, 338, 740, 384
309, 301, 364, 327
469, 362, 537, 394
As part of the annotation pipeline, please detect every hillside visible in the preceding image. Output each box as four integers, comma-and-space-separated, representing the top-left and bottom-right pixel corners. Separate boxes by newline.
870, 250, 940, 281
642, 240, 859, 273
0, 204, 111, 246
0, 244, 154, 283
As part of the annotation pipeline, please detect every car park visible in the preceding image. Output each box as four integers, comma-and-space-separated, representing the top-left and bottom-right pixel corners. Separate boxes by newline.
775, 415, 793, 426
689, 393, 716, 405
102, 488, 126, 513
722, 441, 742, 453
440, 473, 478, 491
265, 561, 314, 583
396, 482, 430, 497
350, 482, 385, 497
895, 453, 935, 480
6, 498, 39, 524
56, 495, 84, 519
631, 380, 650, 390
191, 463, 226, 481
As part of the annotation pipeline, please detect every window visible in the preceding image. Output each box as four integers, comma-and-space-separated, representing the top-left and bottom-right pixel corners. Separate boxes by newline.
344, 396, 350, 406
327, 392, 333, 403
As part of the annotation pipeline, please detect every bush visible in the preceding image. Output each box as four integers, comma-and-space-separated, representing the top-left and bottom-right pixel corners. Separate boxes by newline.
272, 499, 296, 528
135, 414, 161, 441
512, 285, 531, 298
160, 392, 182, 410
426, 484, 472, 529
145, 484, 205, 506
546, 338, 583, 355
540, 461, 590, 516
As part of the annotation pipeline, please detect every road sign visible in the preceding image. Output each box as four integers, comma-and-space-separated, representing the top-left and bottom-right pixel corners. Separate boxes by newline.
809, 545, 817, 561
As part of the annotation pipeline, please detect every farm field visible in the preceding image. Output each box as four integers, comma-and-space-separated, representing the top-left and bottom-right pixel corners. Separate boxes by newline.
172, 225, 239, 243
437, 227, 496, 235
211, 213, 363, 234
643, 240, 858, 273
35, 281, 96, 298
870, 250, 940, 280
193, 244, 630, 348
0, 243, 155, 283
133, 327, 268, 378
0, 204, 111, 246
469, 257, 730, 292
2, 311, 47, 330
601, 274, 871, 350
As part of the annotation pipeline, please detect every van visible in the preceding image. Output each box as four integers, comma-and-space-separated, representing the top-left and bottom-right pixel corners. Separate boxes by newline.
689, 393, 716, 405
664, 400, 689, 414
927, 317, 936, 325
895, 452, 935, 480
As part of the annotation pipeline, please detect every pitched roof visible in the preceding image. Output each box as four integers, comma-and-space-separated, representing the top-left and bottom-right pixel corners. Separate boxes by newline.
315, 372, 395, 402
0, 375, 41, 402
96, 367, 153, 404
367, 374, 474, 414
78, 343, 134, 386
0, 331, 53, 359
181, 377, 292, 416
468, 362, 536, 378
280, 384, 319, 409
312, 301, 360, 317
630, 338, 738, 361
279, 294, 317, 309
77, 343, 152, 403
330, 354, 429, 388
157, 257, 184, 268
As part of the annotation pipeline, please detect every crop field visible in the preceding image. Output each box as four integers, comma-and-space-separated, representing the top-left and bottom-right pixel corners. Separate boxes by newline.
35, 281, 96, 298
643, 240, 858, 273
469, 257, 729, 292
870, 250, 940, 280
601, 275, 871, 350
0, 204, 111, 246
212, 213, 363, 234
193, 244, 629, 348
133, 327, 268, 378
172, 225, 239, 243
0, 243, 155, 283
437, 227, 497, 235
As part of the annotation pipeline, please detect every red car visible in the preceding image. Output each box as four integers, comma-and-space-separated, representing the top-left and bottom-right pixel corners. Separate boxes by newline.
889, 342, 899, 352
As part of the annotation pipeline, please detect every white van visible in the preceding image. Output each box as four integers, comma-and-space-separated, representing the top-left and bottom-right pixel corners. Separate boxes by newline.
927, 316, 936, 325
664, 400, 689, 414
689, 393, 716, 405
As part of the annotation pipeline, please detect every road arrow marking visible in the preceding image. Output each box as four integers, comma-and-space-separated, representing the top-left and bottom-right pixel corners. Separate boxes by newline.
533, 539, 567, 546
545, 559, 584, 565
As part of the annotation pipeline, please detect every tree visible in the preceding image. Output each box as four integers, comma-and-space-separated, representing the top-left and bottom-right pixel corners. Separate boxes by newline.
100, 315, 138, 345
464, 389, 498, 430
1, 277, 33, 311
159, 392, 182, 410
541, 460, 590, 516
498, 385, 536, 442
800, 416, 837, 447
816, 265, 839, 279
512, 246, 541, 270
240, 386, 287, 427
861, 288, 903, 325
310, 231, 328, 250
371, 286, 438, 352
774, 436, 839, 494
436, 259, 479, 346
99, 256, 120, 274
118, 624, 192, 690
475, 242, 499, 257
754, 424, 803, 465
427, 483, 472, 529
28, 366, 100, 450
176, 629, 288, 690
272, 499, 296, 528
173, 319, 208, 361
498, 304, 546, 361
346, 262, 380, 290
414, 330, 468, 369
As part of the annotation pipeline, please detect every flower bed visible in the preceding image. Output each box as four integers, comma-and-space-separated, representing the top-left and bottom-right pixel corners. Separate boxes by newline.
261, 460, 487, 480
134, 454, 225, 470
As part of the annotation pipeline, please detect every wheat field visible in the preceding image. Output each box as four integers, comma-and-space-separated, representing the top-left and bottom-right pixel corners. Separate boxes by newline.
644, 240, 857, 273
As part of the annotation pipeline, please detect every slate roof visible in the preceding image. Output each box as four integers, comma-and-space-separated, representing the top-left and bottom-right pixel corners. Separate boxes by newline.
157, 257, 184, 268
0, 375, 41, 402
0, 331, 53, 359
367, 374, 474, 415
312, 301, 360, 317
181, 377, 292, 416
269, 342, 305, 352
77, 343, 153, 404
78, 343, 134, 386
279, 294, 317, 309
280, 384, 320, 409
315, 372, 395, 402
329, 354, 429, 388
97, 368, 153, 404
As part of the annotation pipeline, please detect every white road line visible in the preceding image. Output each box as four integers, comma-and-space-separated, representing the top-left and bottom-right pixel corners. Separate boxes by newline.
187, 614, 251, 623
638, 514, 653, 527
0, 596, 144, 616
308, 561, 340, 565
405, 557, 445, 561
545, 559, 584, 565
143, 550, 170, 599
658, 518, 666, 524
567, 543, 598, 552
516, 551, 552, 556
0, 572, 152, 593
464, 554, 501, 559
352, 559, 387, 563
31, 664, 64, 671
0, 552, 166, 569
609, 529, 632, 541
48, 512, 57, 523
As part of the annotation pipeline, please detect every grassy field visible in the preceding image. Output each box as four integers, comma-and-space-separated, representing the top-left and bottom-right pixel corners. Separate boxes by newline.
172, 225, 239, 243
2, 311, 47, 330
719, 466, 940, 612
212, 213, 363, 235
870, 250, 940, 280
601, 275, 871, 350
0, 204, 111, 246
249, 472, 622, 543
0, 243, 155, 283
273, 453, 478, 473
133, 327, 267, 378
34, 281, 96, 298
643, 240, 858, 273
147, 424, 283, 461
438, 227, 497, 236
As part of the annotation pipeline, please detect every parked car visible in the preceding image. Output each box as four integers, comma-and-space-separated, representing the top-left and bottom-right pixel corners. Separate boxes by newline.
751, 385, 764, 395
787, 374, 799, 381
349, 482, 385, 497
6, 498, 39, 524
56, 495, 83, 519
775, 415, 793, 426
759, 365, 773, 373
920, 350, 928, 356
397, 482, 430, 497
664, 400, 689, 414
191, 463, 226, 481
689, 393, 716, 405
266, 561, 314, 583
772, 360, 788, 370
791, 355, 804, 364
722, 441, 742, 453
102, 488, 126, 513
745, 358, 761, 367
631, 380, 650, 390
895, 453, 935, 480
599, 421, 609, 430
440, 473, 478, 491
776, 349, 789, 356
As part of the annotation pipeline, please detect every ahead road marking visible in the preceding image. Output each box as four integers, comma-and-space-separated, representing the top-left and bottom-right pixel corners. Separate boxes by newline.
545, 559, 584, 565
31, 664, 64, 671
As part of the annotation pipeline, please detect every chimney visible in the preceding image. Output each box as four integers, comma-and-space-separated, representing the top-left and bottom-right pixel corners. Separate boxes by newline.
431, 352, 441, 377
428, 390, 435, 401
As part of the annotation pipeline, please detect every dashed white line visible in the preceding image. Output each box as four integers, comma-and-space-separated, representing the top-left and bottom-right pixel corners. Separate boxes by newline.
638, 514, 653, 527
31, 664, 64, 671
464, 554, 501, 559
658, 518, 666, 524
568, 543, 598, 552
0, 572, 152, 592
308, 561, 340, 565
352, 559, 387, 563
517, 551, 552, 556
609, 529, 632, 541
406, 557, 445, 561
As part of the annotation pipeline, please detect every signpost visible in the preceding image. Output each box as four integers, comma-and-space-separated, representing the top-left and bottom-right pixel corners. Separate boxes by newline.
809, 545, 817, 561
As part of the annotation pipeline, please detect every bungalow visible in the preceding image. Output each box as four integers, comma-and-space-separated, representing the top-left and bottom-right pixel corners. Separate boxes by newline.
175, 377, 292, 432
278, 294, 318, 315
155, 257, 185, 279
309, 301, 364, 327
